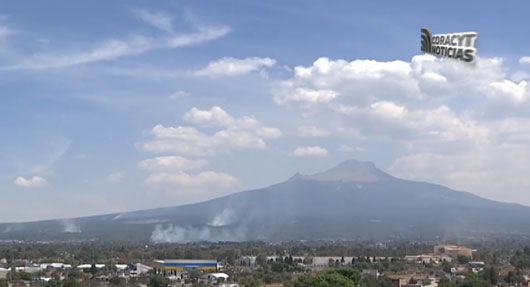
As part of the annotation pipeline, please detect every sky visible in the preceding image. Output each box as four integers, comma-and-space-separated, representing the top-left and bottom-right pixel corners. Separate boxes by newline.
1, 0, 530, 222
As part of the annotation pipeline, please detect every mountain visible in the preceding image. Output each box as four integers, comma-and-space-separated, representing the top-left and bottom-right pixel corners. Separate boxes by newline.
2, 159, 530, 242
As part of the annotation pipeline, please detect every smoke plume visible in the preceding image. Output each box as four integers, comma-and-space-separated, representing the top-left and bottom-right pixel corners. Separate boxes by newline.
207, 208, 237, 226
60, 219, 81, 233
150, 209, 246, 243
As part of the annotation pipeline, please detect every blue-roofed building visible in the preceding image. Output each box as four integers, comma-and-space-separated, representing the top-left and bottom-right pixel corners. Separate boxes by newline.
149, 259, 219, 275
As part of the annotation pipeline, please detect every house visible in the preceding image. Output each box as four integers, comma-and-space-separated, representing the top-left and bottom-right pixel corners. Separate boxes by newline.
362, 269, 380, 278
200, 272, 229, 282
15, 266, 41, 273
40, 263, 72, 269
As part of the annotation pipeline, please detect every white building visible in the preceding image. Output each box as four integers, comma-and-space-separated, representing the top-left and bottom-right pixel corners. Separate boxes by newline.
200, 273, 229, 281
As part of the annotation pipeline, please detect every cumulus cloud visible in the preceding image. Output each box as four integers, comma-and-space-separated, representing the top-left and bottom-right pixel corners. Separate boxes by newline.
194, 57, 276, 77
298, 125, 329, 137
489, 80, 528, 103
138, 156, 207, 171
274, 87, 339, 105
290, 146, 328, 157
107, 172, 124, 183
183, 106, 235, 126
389, 140, 530, 203
519, 56, 530, 65
145, 171, 239, 189
14, 176, 48, 188
138, 106, 281, 156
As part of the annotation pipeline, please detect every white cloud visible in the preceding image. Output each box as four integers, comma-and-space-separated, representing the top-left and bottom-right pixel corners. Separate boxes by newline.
183, 106, 235, 127
274, 87, 339, 105
169, 90, 189, 100
338, 144, 363, 152
107, 172, 124, 183
290, 146, 328, 157
298, 125, 329, 137
14, 176, 48, 188
0, 22, 13, 43
139, 106, 281, 156
133, 8, 174, 33
489, 80, 528, 103
5, 23, 229, 70
369, 101, 405, 119
138, 156, 207, 171
145, 171, 239, 189
421, 71, 447, 82
389, 140, 530, 203
519, 56, 530, 65
194, 57, 276, 77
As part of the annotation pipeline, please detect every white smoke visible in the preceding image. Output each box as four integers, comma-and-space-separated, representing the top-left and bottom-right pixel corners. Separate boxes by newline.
150, 209, 245, 243
150, 224, 247, 243
207, 209, 236, 226
60, 219, 81, 233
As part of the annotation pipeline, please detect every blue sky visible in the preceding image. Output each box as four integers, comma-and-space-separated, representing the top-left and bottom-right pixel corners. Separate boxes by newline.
1, 0, 530, 222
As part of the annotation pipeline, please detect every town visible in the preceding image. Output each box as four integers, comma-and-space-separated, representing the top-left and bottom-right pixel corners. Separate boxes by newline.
1, 241, 530, 287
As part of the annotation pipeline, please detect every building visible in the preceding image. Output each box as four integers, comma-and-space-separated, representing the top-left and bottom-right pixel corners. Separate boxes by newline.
77, 264, 106, 270
362, 269, 380, 278
0, 267, 8, 279
129, 263, 153, 277
200, 272, 229, 281
40, 263, 72, 269
149, 259, 218, 275
433, 245, 473, 259
404, 255, 452, 264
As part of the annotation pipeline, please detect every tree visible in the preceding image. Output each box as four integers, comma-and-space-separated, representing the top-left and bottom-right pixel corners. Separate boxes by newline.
148, 274, 169, 287
189, 269, 201, 282
438, 277, 452, 287
62, 277, 78, 287
89, 264, 98, 276
480, 266, 498, 285
311, 272, 355, 287
110, 277, 125, 286
0, 279, 7, 287
256, 254, 267, 267
44, 279, 61, 287
504, 270, 525, 285
457, 255, 470, 264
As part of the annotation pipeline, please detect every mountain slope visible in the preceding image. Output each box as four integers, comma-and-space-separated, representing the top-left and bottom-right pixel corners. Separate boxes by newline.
2, 160, 530, 242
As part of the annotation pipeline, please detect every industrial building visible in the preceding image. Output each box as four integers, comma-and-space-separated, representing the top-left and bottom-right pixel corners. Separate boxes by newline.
433, 245, 473, 259
149, 259, 218, 275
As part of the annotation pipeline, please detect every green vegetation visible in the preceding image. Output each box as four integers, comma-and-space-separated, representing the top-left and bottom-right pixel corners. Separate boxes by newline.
510, 246, 530, 269
457, 255, 470, 264
148, 274, 169, 287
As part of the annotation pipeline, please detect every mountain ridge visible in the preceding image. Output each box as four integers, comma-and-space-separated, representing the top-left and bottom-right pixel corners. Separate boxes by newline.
2, 159, 530, 242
